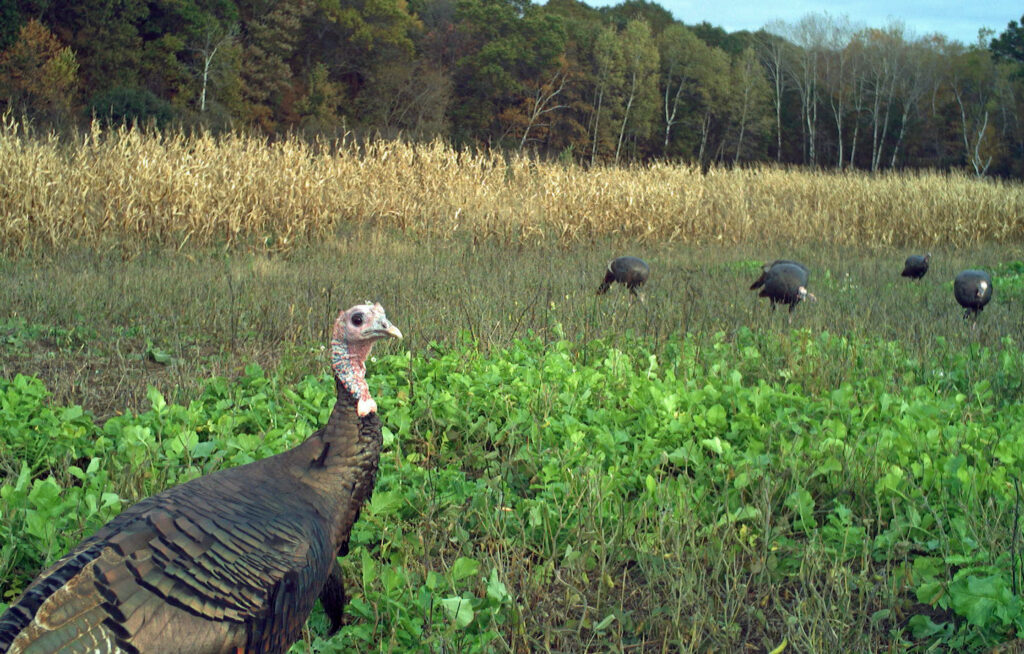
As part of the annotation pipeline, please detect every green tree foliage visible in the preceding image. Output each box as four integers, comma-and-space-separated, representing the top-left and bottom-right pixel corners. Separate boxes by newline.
691, 45, 730, 165
362, 57, 452, 138
497, 55, 571, 150
726, 46, 771, 162
614, 18, 659, 162
990, 14, 1024, 65
296, 61, 345, 132
234, 2, 309, 132
691, 21, 754, 56
3, 2, 1024, 176
0, 19, 78, 125
176, 0, 240, 117
946, 43, 1014, 176
38, 1, 149, 95
88, 86, 175, 128
657, 23, 730, 161
599, 0, 672, 35
537, 0, 604, 156
302, 0, 421, 125
0, 0, 23, 50
657, 23, 699, 155
447, 0, 566, 144
589, 24, 624, 163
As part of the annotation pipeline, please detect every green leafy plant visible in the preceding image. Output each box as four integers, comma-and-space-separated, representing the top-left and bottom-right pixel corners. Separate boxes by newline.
4, 332, 1024, 651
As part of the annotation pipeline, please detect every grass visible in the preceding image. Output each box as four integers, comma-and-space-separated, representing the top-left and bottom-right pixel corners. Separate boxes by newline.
2, 234, 1021, 419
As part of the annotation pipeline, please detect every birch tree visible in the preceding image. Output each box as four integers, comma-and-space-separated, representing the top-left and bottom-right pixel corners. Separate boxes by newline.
756, 28, 789, 161
816, 15, 859, 168
614, 18, 659, 163
590, 25, 623, 164
729, 47, 771, 163
657, 23, 700, 154
192, 22, 237, 113
947, 42, 1013, 176
860, 24, 904, 171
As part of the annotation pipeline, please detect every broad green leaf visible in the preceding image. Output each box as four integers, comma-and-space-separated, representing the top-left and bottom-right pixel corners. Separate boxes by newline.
450, 557, 479, 581
147, 386, 166, 411
949, 574, 1012, 627
486, 569, 510, 603
440, 596, 474, 628
367, 489, 403, 517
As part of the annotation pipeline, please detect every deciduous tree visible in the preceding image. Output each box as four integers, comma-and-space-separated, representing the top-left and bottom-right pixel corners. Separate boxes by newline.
728, 46, 771, 163
614, 18, 658, 162
589, 24, 622, 163
0, 19, 79, 125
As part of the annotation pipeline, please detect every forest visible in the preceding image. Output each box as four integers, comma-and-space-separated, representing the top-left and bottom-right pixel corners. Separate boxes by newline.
2, 0, 1024, 176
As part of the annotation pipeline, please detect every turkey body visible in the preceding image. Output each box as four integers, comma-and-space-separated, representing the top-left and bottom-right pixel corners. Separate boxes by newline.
0, 304, 401, 654
901, 253, 931, 280
954, 269, 993, 318
597, 256, 650, 297
750, 260, 814, 313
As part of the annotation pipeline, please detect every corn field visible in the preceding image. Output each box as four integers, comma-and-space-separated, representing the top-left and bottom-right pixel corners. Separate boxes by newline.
2, 117, 1024, 254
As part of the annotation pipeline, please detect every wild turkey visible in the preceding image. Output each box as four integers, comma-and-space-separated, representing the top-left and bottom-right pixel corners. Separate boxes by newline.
954, 269, 993, 319
0, 303, 402, 654
901, 253, 931, 280
597, 256, 650, 299
750, 260, 816, 313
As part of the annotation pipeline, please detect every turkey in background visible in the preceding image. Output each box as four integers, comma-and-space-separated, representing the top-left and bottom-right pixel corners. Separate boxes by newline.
750, 259, 817, 316
901, 253, 932, 280
597, 256, 650, 301
954, 269, 993, 322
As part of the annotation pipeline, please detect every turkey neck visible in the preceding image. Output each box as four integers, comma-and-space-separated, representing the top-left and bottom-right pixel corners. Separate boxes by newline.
277, 377, 382, 554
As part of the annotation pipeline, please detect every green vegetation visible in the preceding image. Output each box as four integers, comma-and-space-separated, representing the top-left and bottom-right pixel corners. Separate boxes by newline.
2, 235, 1024, 651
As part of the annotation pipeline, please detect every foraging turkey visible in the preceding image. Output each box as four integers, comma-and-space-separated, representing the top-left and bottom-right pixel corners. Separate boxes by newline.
954, 269, 993, 319
597, 256, 650, 299
0, 303, 402, 654
750, 260, 816, 313
901, 253, 931, 280
749, 259, 807, 290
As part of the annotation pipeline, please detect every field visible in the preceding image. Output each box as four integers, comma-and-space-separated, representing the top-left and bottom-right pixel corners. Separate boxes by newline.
3, 126, 1024, 652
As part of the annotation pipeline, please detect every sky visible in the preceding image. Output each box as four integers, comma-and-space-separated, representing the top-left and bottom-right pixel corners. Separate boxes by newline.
581, 0, 1020, 45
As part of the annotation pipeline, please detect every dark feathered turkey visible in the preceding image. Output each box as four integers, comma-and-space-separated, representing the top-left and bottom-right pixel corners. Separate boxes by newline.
954, 269, 993, 319
749, 260, 807, 290
597, 256, 650, 298
901, 253, 931, 280
750, 260, 815, 313
0, 303, 402, 654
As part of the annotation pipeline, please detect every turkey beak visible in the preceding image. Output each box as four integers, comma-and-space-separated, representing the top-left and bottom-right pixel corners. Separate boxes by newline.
368, 311, 403, 341
382, 322, 403, 340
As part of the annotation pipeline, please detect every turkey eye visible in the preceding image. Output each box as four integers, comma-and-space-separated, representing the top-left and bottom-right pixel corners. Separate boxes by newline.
351, 312, 364, 327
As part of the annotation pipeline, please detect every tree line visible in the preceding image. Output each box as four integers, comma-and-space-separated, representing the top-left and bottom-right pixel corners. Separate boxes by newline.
2, 0, 1024, 176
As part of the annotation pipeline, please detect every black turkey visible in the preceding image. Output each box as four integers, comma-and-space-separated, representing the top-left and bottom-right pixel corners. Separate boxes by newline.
901, 253, 931, 280
597, 256, 650, 299
750, 260, 816, 313
954, 269, 993, 319
0, 303, 402, 654
749, 260, 807, 290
